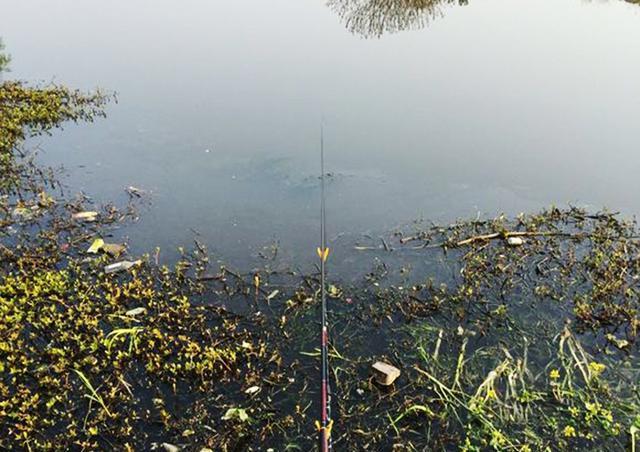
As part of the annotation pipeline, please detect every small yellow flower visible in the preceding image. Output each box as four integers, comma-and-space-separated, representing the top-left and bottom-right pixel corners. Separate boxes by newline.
549, 369, 560, 380
563, 425, 577, 438
611, 423, 621, 436
585, 401, 599, 415
588, 361, 605, 376
490, 429, 506, 447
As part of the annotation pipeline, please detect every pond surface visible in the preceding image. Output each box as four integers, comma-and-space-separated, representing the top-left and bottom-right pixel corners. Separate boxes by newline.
2, 0, 640, 269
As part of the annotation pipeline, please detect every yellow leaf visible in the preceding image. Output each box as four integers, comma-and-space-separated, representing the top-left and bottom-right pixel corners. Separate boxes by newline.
87, 238, 104, 254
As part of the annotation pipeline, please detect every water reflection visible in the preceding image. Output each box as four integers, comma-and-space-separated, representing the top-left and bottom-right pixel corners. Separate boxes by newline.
3, 0, 640, 270
0, 38, 10, 75
327, 0, 468, 37
329, 0, 639, 37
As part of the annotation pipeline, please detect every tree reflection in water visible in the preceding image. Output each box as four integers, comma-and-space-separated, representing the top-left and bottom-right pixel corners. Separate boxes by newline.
327, 0, 469, 38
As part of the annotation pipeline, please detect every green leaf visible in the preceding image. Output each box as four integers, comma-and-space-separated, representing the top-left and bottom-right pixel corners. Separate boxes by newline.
222, 407, 250, 423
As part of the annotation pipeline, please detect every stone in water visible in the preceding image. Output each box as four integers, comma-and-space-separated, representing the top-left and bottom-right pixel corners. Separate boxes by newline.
102, 243, 126, 257
372, 361, 401, 386
506, 237, 524, 246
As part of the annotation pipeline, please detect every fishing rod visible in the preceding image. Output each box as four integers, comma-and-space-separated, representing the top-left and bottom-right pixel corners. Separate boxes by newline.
315, 124, 333, 451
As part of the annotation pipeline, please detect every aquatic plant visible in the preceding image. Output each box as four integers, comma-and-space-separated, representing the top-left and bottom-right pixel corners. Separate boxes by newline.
1, 41, 639, 451
0, 81, 111, 156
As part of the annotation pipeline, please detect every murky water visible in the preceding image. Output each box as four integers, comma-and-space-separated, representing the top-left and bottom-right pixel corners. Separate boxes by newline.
2, 0, 640, 269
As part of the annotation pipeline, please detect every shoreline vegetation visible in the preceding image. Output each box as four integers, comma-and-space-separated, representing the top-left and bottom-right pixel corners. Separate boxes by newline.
1, 48, 640, 451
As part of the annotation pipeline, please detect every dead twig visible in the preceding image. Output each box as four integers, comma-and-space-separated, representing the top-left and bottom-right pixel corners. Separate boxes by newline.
455, 231, 570, 247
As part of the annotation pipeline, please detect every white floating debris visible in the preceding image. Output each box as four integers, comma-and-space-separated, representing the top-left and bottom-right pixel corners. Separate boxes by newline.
72, 211, 98, 222
126, 186, 145, 197
244, 386, 261, 395
161, 443, 179, 452
104, 260, 142, 274
125, 307, 147, 317
506, 236, 524, 246
372, 361, 401, 386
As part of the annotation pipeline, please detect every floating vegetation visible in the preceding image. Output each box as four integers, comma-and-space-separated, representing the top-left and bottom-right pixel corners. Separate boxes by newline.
332, 208, 640, 450
1, 57, 639, 450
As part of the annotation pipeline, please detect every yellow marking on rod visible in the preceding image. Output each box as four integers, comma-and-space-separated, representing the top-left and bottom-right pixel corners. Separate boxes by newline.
317, 247, 330, 261
315, 419, 334, 436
